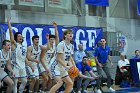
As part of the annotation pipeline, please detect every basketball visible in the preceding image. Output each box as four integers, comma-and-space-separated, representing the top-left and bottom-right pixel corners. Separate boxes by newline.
68, 66, 79, 79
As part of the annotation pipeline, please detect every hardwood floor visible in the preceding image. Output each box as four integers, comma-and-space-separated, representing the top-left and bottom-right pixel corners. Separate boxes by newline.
87, 85, 140, 93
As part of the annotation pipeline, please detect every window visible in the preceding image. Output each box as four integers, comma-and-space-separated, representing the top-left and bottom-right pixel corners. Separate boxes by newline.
88, 5, 106, 17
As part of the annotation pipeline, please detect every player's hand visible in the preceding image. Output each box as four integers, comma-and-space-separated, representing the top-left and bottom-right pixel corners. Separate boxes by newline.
73, 64, 77, 67
110, 62, 114, 68
89, 77, 95, 80
11, 71, 15, 77
35, 59, 39, 64
98, 63, 103, 68
45, 68, 50, 73
52, 21, 57, 27
94, 76, 99, 79
65, 66, 72, 71
31, 67, 34, 72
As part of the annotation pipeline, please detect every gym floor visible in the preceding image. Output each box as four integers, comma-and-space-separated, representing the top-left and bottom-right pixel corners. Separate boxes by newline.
87, 85, 140, 93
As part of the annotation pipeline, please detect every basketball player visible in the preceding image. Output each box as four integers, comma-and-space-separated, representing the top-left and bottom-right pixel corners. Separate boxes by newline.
39, 22, 59, 92
0, 40, 14, 93
49, 29, 75, 93
26, 35, 50, 93
8, 18, 33, 93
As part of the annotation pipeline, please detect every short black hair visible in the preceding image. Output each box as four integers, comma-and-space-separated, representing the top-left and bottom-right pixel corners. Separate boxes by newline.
49, 35, 56, 39
14, 32, 22, 42
135, 50, 140, 53
32, 35, 39, 41
82, 56, 88, 59
2, 40, 10, 47
100, 38, 106, 41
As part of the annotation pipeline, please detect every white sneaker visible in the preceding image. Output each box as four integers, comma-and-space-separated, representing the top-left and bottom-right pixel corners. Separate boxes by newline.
29, 90, 33, 93
59, 91, 64, 93
96, 89, 102, 93
82, 90, 88, 93
108, 87, 115, 92
78, 91, 81, 93
41, 91, 45, 93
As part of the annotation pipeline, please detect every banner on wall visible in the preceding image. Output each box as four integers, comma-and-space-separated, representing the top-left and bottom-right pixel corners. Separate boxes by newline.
0, 0, 14, 5
85, 0, 109, 6
0, 24, 103, 50
0, 25, 6, 49
48, 0, 71, 9
19, 0, 44, 7
138, 0, 140, 15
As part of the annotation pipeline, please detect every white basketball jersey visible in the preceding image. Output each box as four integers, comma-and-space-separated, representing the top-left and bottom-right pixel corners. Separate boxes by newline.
0, 50, 10, 70
45, 44, 56, 64
31, 45, 41, 66
56, 41, 74, 67
12, 43, 27, 69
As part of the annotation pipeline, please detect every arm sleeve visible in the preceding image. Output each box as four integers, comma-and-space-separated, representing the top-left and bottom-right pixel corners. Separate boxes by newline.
126, 59, 130, 64
57, 43, 64, 53
76, 63, 82, 72
86, 65, 91, 71
118, 60, 123, 68
94, 48, 98, 57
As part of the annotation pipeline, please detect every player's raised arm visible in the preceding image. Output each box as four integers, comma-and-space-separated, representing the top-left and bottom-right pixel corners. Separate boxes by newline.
52, 21, 59, 45
7, 17, 16, 46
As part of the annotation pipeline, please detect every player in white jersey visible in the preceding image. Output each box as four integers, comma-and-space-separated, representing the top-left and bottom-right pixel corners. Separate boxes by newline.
40, 22, 59, 92
0, 40, 14, 93
26, 35, 50, 93
49, 29, 76, 93
8, 18, 33, 93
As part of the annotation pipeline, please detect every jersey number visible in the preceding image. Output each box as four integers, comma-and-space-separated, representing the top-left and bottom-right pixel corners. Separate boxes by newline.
1, 61, 5, 68
65, 55, 70, 61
